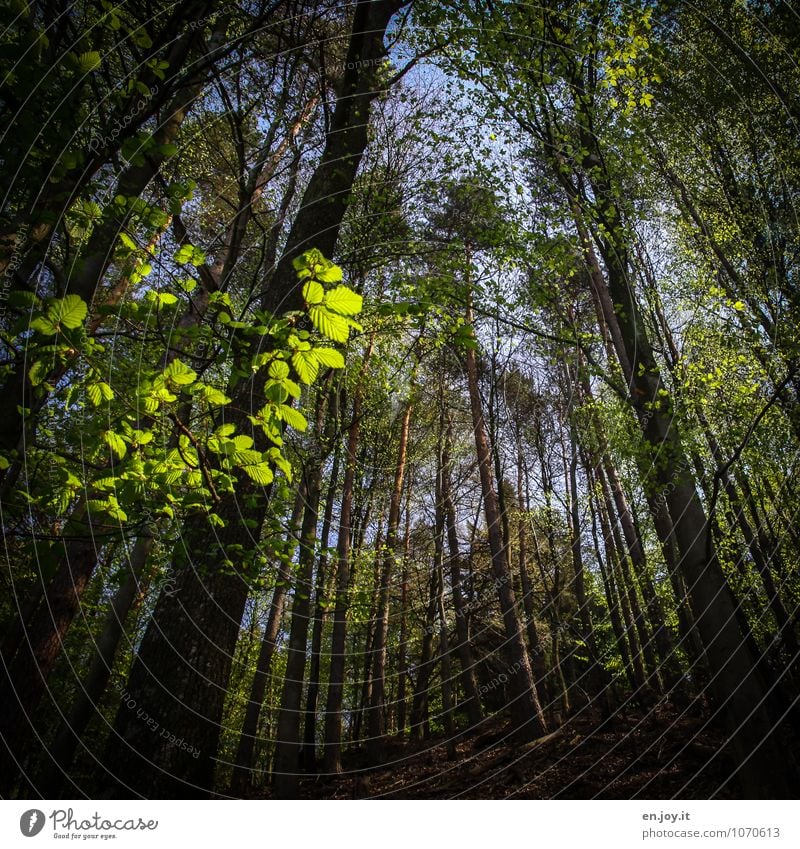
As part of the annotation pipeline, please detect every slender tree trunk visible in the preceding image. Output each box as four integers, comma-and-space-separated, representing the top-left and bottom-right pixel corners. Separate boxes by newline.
603, 457, 681, 688
323, 388, 366, 773
409, 562, 440, 741
229, 492, 304, 794
700, 420, 799, 661
443, 416, 483, 727
591, 462, 650, 699
354, 519, 384, 745
395, 480, 413, 736
570, 132, 800, 792
102, 2, 403, 796
0, 521, 113, 794
565, 426, 612, 714
367, 401, 413, 762
588, 487, 637, 696
437, 567, 457, 761
272, 461, 324, 798
464, 291, 547, 740
302, 440, 342, 773
37, 536, 154, 797
514, 441, 547, 688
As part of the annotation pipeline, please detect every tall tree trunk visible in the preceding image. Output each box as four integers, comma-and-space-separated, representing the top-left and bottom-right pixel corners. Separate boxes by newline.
603, 456, 681, 689
588, 487, 637, 696
591, 463, 650, 699
0, 519, 113, 795
354, 519, 384, 745
37, 536, 154, 797
464, 291, 547, 740
559, 116, 800, 792
100, 500, 259, 796
395, 478, 413, 736
302, 440, 342, 773
272, 461, 324, 798
323, 377, 369, 773
409, 560, 440, 741
437, 560, 457, 761
565, 426, 612, 714
700, 418, 799, 662
367, 401, 413, 762
229, 492, 304, 795
514, 441, 547, 689
101, 1, 403, 797
443, 415, 483, 727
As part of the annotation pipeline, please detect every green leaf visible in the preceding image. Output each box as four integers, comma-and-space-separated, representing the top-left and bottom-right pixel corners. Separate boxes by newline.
87, 381, 114, 405
323, 286, 362, 316
313, 348, 345, 369
76, 51, 102, 72
209, 291, 232, 308
174, 244, 206, 266
216, 423, 236, 437
118, 232, 138, 252
88, 498, 122, 520
267, 378, 290, 403
30, 316, 58, 335
317, 264, 343, 283
28, 360, 49, 387
232, 447, 262, 466
276, 404, 308, 431
292, 249, 320, 275
291, 349, 319, 384
268, 448, 293, 482
243, 462, 274, 485
268, 360, 290, 380
309, 306, 349, 343
48, 294, 88, 329
103, 430, 127, 459
131, 429, 153, 446
7, 290, 39, 309
232, 434, 254, 451
302, 280, 324, 305
283, 378, 302, 399
133, 30, 153, 49
163, 358, 198, 386
198, 384, 231, 405
155, 291, 178, 306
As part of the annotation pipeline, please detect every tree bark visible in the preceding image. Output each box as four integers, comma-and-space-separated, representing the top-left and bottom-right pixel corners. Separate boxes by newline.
272, 462, 323, 798
395, 482, 413, 736
565, 425, 612, 713
443, 415, 483, 727
464, 292, 547, 740
0, 518, 113, 795
367, 400, 413, 762
37, 536, 154, 797
323, 337, 376, 773
302, 440, 342, 773
229, 492, 304, 795
102, 1, 403, 796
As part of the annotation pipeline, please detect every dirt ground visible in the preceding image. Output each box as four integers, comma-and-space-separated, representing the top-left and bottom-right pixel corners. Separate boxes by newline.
255, 696, 738, 800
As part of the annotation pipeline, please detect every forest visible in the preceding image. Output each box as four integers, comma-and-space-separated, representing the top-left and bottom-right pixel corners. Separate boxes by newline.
0, 0, 799, 801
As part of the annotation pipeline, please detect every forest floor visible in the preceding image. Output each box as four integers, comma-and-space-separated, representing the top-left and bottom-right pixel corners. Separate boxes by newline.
267, 696, 737, 799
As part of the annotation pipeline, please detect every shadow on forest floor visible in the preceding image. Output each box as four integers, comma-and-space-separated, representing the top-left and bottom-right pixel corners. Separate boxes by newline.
254, 697, 737, 799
